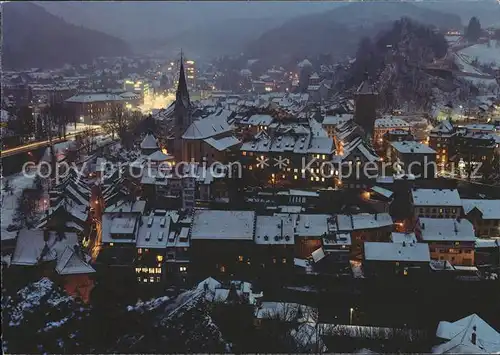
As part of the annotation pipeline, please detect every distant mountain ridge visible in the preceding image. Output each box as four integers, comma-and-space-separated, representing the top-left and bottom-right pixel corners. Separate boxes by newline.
2, 2, 131, 70
245, 2, 463, 64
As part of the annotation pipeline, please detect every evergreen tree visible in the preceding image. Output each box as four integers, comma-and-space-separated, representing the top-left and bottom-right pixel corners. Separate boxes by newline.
465, 17, 482, 42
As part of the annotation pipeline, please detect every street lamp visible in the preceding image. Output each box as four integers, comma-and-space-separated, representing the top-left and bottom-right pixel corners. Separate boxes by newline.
350, 308, 354, 325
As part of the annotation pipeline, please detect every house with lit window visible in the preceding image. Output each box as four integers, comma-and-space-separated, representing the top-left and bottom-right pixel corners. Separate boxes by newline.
415, 217, 476, 266
411, 188, 462, 219
294, 214, 330, 258
388, 141, 437, 179
329, 213, 394, 259
134, 211, 170, 284
238, 114, 274, 135
99, 200, 146, 266
363, 241, 431, 277
190, 209, 256, 277
373, 117, 410, 149
253, 214, 296, 272
461, 199, 500, 238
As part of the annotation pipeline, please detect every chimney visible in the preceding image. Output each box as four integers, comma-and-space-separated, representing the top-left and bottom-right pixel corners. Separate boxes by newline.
374, 213, 378, 220
350, 214, 354, 229
471, 326, 477, 345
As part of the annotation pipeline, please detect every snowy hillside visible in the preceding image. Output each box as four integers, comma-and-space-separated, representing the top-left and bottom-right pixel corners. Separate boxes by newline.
459, 40, 500, 66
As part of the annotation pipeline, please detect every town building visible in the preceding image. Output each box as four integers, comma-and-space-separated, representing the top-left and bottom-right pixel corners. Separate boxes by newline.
321, 113, 353, 139
373, 117, 410, 148
388, 141, 437, 179
416, 217, 476, 266
462, 199, 500, 238
411, 188, 462, 219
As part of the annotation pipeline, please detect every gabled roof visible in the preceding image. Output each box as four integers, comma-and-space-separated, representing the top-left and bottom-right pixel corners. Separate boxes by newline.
140, 133, 159, 150
55, 246, 95, 275
182, 110, 233, 140
462, 199, 500, 220
147, 150, 173, 162
433, 314, 500, 354
418, 218, 475, 242
364, 242, 430, 262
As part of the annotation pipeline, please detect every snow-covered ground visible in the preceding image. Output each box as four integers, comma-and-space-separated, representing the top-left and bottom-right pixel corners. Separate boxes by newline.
1, 173, 37, 240
459, 40, 500, 66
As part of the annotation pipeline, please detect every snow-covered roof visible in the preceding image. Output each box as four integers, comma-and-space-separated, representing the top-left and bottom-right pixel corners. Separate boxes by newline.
391, 232, 417, 244
462, 199, 500, 220
430, 120, 454, 135
136, 215, 171, 249
140, 133, 159, 150
364, 242, 430, 262
370, 186, 394, 199
243, 114, 274, 126
391, 141, 436, 154
298, 59, 312, 68
295, 214, 329, 237
255, 215, 295, 245
55, 246, 95, 275
255, 301, 317, 323
375, 117, 410, 129
323, 232, 351, 247
308, 136, 334, 154
110, 217, 137, 234
411, 189, 461, 207
104, 200, 146, 214
418, 218, 476, 242
66, 93, 125, 103
147, 150, 172, 162
182, 110, 233, 140
11, 230, 79, 266
191, 210, 255, 241
204, 136, 241, 151
475, 238, 500, 249
334, 213, 393, 232
433, 314, 500, 354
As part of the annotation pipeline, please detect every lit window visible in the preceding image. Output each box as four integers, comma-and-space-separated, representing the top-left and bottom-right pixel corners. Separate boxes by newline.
137, 277, 141, 282
294, 175, 298, 180
156, 277, 160, 282
150, 277, 154, 283
403, 269, 408, 276
238, 255, 243, 262
156, 268, 162, 273
109, 243, 114, 247
273, 258, 276, 264
142, 267, 148, 272
157, 255, 163, 262
220, 265, 226, 273
282, 258, 287, 264
310, 176, 314, 181
322, 154, 326, 159
143, 278, 148, 283
138, 248, 142, 254
149, 268, 155, 274
242, 151, 247, 156
145, 249, 149, 252
135, 268, 141, 273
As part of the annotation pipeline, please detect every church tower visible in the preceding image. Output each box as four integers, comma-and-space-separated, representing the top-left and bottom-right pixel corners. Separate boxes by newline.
354, 73, 378, 141
173, 53, 192, 163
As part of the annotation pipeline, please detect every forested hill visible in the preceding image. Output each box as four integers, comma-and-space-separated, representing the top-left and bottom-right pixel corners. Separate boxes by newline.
342, 17, 453, 112
2, 2, 131, 70
244, 1, 461, 65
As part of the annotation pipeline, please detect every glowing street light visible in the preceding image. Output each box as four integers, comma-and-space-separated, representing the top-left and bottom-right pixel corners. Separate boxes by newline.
350, 308, 354, 325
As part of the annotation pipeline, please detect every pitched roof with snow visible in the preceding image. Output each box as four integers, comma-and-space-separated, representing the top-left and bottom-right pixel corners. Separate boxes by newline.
334, 213, 393, 232
204, 136, 241, 151
391, 141, 436, 154
433, 314, 500, 354
12, 230, 79, 266
364, 242, 430, 262
140, 133, 159, 150
411, 189, 461, 207
418, 218, 476, 242
182, 110, 233, 140
136, 215, 171, 248
462, 199, 500, 220
191, 210, 255, 241
295, 214, 329, 237
147, 150, 173, 162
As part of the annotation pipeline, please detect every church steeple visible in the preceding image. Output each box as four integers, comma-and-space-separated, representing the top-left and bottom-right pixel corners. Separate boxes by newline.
176, 51, 190, 109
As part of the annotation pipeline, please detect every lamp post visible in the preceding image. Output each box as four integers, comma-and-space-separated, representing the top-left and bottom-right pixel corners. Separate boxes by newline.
350, 307, 354, 325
